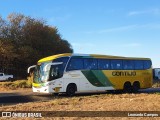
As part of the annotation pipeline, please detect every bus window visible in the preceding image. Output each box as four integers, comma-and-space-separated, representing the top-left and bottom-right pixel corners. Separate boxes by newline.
84, 59, 97, 70
66, 58, 84, 71
49, 64, 63, 81
134, 60, 143, 70
111, 60, 122, 70
143, 60, 151, 69
123, 60, 134, 70
98, 59, 110, 70
53, 57, 69, 70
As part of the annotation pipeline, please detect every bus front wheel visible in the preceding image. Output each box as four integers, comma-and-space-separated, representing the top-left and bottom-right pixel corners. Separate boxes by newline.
66, 84, 76, 96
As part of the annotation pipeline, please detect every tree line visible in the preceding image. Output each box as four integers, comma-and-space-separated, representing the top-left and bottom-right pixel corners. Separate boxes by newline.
0, 13, 73, 78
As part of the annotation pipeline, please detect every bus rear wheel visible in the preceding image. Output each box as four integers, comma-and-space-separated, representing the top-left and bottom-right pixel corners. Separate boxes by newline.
66, 84, 76, 97
132, 82, 140, 93
123, 82, 132, 93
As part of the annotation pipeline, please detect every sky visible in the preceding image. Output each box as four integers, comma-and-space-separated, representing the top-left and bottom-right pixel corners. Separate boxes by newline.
0, 0, 160, 67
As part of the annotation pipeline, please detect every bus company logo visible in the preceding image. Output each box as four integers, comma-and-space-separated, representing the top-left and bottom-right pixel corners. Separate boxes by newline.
112, 71, 136, 76
2, 112, 11, 117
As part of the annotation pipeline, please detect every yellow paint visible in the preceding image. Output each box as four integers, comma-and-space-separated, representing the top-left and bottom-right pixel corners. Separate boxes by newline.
32, 82, 41, 87
38, 53, 72, 63
91, 54, 150, 60
38, 53, 151, 63
102, 69, 152, 89
54, 87, 61, 92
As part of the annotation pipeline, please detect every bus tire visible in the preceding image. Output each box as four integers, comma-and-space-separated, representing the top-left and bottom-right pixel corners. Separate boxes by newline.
66, 84, 77, 96
123, 82, 132, 93
132, 82, 140, 93
53, 93, 59, 96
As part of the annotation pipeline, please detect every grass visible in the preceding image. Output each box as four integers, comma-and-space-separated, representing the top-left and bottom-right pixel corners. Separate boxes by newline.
0, 76, 33, 90
152, 80, 160, 88
155, 92, 160, 95
1, 93, 160, 120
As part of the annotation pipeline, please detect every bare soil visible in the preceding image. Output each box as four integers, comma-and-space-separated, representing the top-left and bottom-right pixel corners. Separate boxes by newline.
1, 93, 160, 111
1, 92, 160, 120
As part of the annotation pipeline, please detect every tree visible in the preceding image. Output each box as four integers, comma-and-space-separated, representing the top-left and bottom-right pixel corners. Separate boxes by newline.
0, 13, 73, 78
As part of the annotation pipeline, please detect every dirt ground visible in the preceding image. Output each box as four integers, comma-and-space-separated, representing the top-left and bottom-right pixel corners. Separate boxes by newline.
1, 92, 160, 120
1, 93, 160, 111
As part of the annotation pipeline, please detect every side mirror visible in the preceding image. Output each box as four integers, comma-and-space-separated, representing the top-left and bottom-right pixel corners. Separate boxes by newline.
27, 65, 36, 73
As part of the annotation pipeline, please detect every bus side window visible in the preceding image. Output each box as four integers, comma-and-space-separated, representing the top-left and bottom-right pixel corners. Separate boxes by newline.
53, 57, 69, 70
143, 60, 152, 69
66, 58, 84, 71
134, 60, 143, 70
123, 60, 134, 70
111, 60, 122, 70
84, 59, 97, 70
98, 59, 110, 70
49, 65, 63, 80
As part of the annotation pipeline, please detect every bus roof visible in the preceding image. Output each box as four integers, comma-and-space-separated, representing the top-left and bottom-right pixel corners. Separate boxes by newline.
38, 53, 151, 63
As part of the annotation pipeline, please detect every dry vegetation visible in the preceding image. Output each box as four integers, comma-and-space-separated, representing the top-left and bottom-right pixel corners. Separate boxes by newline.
1, 93, 160, 120
152, 80, 160, 88
1, 93, 160, 111
0, 77, 32, 91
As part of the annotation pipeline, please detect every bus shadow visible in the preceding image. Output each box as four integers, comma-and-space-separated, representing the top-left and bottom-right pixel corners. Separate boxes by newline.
138, 87, 160, 94
58, 87, 160, 97
0, 95, 35, 106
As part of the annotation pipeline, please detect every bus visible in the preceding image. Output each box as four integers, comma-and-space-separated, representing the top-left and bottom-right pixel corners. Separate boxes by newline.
28, 53, 152, 96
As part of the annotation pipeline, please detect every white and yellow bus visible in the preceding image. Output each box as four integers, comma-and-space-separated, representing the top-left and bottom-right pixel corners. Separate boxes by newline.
28, 53, 152, 96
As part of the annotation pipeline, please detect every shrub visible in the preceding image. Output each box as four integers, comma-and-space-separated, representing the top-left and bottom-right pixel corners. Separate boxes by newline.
0, 78, 33, 90
152, 81, 160, 88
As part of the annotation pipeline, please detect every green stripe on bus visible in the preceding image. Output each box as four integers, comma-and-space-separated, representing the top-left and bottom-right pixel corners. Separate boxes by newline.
82, 70, 113, 87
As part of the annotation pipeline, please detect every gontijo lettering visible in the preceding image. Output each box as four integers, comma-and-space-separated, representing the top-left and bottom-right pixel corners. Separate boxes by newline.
112, 71, 136, 76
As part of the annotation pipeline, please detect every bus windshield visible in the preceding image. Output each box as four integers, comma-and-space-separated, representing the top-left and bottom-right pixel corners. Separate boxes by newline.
33, 57, 69, 83
33, 62, 51, 83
